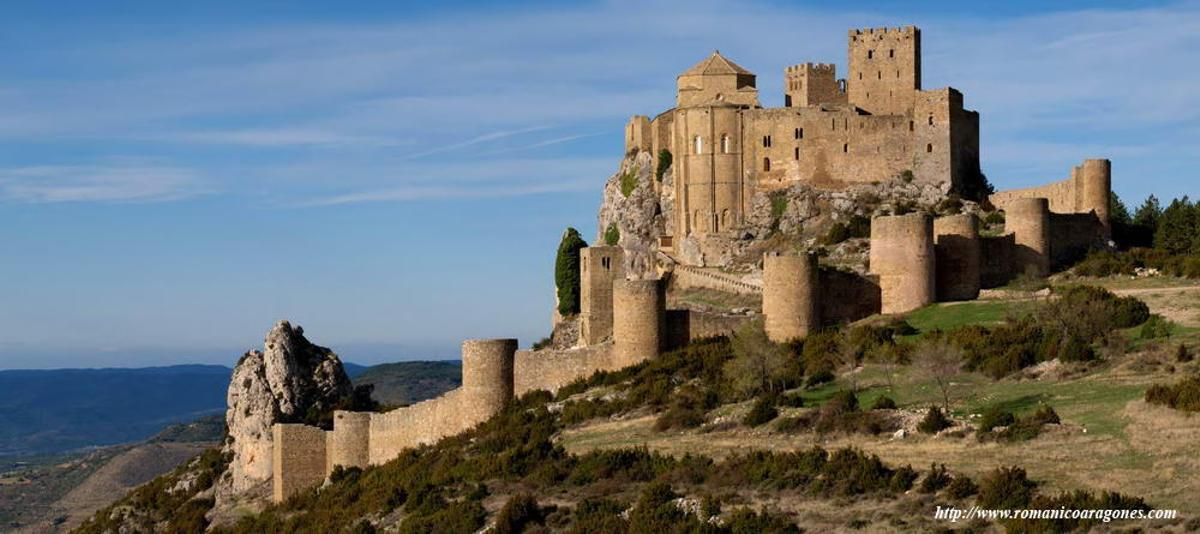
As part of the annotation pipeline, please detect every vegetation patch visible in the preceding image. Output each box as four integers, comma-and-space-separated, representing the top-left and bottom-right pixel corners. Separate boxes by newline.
1144, 374, 1200, 412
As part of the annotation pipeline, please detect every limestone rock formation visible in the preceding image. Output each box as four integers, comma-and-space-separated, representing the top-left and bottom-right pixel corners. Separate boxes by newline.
219, 320, 352, 493
596, 150, 665, 279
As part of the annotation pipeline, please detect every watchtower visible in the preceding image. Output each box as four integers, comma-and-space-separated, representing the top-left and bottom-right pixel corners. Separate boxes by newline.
580, 246, 625, 345
784, 63, 845, 108
847, 26, 921, 115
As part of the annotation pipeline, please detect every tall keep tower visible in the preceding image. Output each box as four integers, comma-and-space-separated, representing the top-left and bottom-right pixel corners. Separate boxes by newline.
847, 26, 921, 115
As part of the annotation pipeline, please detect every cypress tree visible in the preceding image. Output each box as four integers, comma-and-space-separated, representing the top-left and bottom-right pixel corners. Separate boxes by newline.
555, 227, 588, 316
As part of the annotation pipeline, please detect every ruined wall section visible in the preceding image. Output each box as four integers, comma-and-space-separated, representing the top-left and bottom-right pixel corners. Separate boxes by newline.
934, 214, 981, 301
762, 252, 819, 342
272, 424, 326, 503
847, 26, 920, 116
580, 246, 624, 345
869, 213, 935, 314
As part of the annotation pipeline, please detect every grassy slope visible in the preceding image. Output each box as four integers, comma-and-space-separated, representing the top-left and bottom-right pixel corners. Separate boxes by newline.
561, 281, 1200, 516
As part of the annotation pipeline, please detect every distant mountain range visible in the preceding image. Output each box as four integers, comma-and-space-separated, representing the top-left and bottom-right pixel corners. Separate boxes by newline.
0, 361, 457, 457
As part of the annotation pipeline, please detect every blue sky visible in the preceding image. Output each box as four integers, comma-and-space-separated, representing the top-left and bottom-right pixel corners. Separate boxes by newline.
1, 0, 1197, 369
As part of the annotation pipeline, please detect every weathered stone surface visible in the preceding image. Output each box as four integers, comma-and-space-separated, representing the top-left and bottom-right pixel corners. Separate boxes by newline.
214, 320, 352, 507
596, 150, 664, 279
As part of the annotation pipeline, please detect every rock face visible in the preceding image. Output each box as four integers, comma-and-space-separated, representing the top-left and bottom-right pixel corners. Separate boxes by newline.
596, 150, 665, 279
222, 320, 352, 493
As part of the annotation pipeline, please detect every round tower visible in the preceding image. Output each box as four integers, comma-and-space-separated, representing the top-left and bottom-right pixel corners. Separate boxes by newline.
461, 339, 517, 418
762, 252, 819, 342
326, 411, 370, 473
933, 214, 981, 301
612, 279, 664, 369
1006, 197, 1051, 277
869, 212, 935, 314
1080, 158, 1112, 235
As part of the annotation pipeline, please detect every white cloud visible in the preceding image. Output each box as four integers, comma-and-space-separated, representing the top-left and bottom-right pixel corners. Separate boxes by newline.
0, 160, 207, 203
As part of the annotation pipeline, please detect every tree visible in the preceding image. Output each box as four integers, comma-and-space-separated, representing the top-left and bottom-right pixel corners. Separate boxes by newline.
724, 320, 790, 399
1154, 196, 1198, 254
554, 227, 588, 316
914, 339, 963, 411
1132, 194, 1161, 229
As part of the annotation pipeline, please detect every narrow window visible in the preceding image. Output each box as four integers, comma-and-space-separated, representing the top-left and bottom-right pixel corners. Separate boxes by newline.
694, 135, 702, 154
794, 147, 799, 160
926, 143, 933, 153
794, 128, 800, 139
877, 70, 882, 80
721, 134, 730, 154
868, 50, 874, 59
796, 127, 804, 139
843, 143, 849, 153
896, 70, 900, 78
858, 71, 863, 80
763, 157, 771, 171
909, 120, 914, 131
601, 257, 610, 269
889, 49, 895, 58
928, 115, 934, 125
831, 118, 836, 130
843, 118, 848, 129
721, 209, 729, 229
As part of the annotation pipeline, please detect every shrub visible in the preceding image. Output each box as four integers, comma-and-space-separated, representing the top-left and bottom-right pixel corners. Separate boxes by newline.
744, 394, 780, 427
603, 223, 620, 246
824, 390, 859, 414
820, 215, 871, 245
654, 149, 672, 182
1144, 375, 1200, 412
778, 392, 805, 408
977, 466, 1037, 509
770, 191, 789, 219
1029, 405, 1060, 425
531, 337, 552, 350
1140, 314, 1174, 339
944, 475, 979, 498
977, 407, 1015, 432
1177, 344, 1194, 363
494, 493, 545, 534
654, 385, 710, 431
983, 210, 1005, 226
725, 321, 791, 398
571, 498, 629, 532
554, 228, 588, 316
919, 464, 952, 493
398, 500, 486, 534
917, 407, 952, 434
627, 481, 685, 529
619, 166, 639, 197
870, 396, 897, 410
805, 369, 835, 387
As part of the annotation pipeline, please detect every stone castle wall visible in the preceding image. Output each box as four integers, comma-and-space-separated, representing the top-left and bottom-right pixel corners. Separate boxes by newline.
762, 252, 819, 342
869, 213, 936, 314
513, 344, 613, 396
934, 214, 981, 301
580, 246, 624, 344
272, 424, 326, 503
612, 279, 665, 369
670, 264, 762, 295
988, 159, 1111, 225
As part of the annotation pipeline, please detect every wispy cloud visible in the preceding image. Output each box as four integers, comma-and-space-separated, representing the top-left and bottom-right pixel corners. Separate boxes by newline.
0, 160, 206, 203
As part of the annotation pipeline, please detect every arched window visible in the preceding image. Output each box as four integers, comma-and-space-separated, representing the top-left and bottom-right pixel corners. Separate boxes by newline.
720, 209, 729, 229
762, 135, 772, 148
763, 158, 771, 171
721, 134, 730, 154
694, 135, 702, 154
693, 210, 702, 229
926, 143, 933, 153
843, 143, 849, 153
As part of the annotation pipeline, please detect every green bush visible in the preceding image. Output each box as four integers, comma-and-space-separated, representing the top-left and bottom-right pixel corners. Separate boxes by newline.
977, 407, 1015, 432
805, 369, 835, 387
778, 392, 805, 408
654, 149, 672, 182
603, 223, 620, 246
917, 407, 952, 434
743, 394, 780, 427
977, 466, 1037, 509
1178, 344, 1194, 363
983, 210, 1005, 226
945, 475, 979, 498
620, 166, 639, 197
870, 396, 897, 410
1145, 375, 1200, 412
918, 463, 952, 493
819, 215, 871, 245
494, 493, 545, 534
554, 227, 588, 316
1141, 314, 1174, 339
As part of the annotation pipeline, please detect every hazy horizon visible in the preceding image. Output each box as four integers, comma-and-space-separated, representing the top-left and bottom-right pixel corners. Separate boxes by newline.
4, 0, 1199, 369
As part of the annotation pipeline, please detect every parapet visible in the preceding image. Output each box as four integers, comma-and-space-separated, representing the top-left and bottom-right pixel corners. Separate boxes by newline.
933, 214, 981, 301
849, 26, 920, 40
272, 424, 326, 503
762, 252, 819, 342
612, 278, 664, 368
461, 338, 517, 418
1006, 197, 1051, 277
870, 213, 935, 314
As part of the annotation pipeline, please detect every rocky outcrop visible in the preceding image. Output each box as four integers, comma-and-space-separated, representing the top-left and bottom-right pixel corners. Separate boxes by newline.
216, 320, 352, 499
596, 150, 665, 279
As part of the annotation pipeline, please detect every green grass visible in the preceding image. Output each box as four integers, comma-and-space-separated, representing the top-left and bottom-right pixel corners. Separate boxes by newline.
903, 300, 1032, 335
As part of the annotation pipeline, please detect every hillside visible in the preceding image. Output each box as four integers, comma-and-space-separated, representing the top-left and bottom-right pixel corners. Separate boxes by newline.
352, 361, 461, 406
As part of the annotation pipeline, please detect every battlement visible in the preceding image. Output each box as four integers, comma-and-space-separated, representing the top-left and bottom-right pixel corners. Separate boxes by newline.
786, 62, 837, 74
849, 26, 919, 39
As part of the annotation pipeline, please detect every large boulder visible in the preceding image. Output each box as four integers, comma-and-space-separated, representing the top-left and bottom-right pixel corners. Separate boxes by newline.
222, 320, 352, 492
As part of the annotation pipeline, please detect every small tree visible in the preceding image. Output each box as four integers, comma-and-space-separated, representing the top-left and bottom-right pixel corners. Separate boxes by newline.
1154, 196, 1198, 254
914, 339, 963, 411
724, 321, 790, 399
554, 227, 588, 316
603, 223, 620, 246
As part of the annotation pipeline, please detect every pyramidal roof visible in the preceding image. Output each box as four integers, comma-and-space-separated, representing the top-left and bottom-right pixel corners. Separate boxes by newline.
680, 51, 753, 77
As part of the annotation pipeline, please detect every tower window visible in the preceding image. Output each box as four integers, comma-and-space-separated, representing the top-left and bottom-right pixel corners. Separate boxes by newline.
721, 134, 730, 154
909, 120, 914, 131
694, 135, 702, 154
878, 70, 882, 80
831, 118, 836, 130
843, 143, 849, 153
868, 49, 874, 59
858, 71, 863, 80
889, 49, 894, 58
601, 257, 610, 269
762, 135, 772, 148
794, 147, 799, 160
763, 157, 771, 171
926, 143, 933, 153
896, 70, 901, 78
794, 127, 803, 139
928, 115, 934, 125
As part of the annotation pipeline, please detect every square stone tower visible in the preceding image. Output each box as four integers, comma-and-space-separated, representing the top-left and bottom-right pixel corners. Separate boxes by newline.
579, 246, 625, 345
847, 26, 921, 115
784, 63, 846, 108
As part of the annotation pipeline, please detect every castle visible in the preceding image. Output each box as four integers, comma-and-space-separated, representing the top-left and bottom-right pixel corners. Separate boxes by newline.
624, 27, 982, 244
269, 26, 1113, 503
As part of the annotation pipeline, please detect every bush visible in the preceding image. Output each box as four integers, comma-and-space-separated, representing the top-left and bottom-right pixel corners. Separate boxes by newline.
554, 228, 588, 316
805, 369, 835, 387
777, 392, 805, 408
725, 321, 791, 398
917, 407, 952, 434
980, 405, 1059, 442
824, 390, 859, 414
743, 394, 780, 427
603, 223, 620, 246
820, 215, 871, 245
945, 475, 979, 498
919, 464, 952, 493
1141, 314, 1174, 339
494, 493, 545, 534
870, 396, 897, 410
1145, 375, 1200, 412
977, 407, 1015, 432
1178, 344, 1194, 363
619, 166, 639, 197
654, 149, 672, 182
977, 466, 1037, 509
983, 211, 1005, 226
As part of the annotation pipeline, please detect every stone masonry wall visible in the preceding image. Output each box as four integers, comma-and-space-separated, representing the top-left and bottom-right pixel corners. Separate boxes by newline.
272, 424, 326, 503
